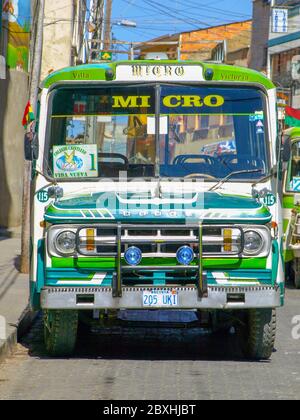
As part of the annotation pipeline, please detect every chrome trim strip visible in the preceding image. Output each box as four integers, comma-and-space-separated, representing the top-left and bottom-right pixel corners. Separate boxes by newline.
47, 224, 271, 259
75, 224, 245, 257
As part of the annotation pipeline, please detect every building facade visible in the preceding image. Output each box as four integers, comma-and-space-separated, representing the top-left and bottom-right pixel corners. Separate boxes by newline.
267, 0, 300, 108
181, 20, 252, 65
138, 20, 252, 67
41, 0, 88, 80
0, 0, 31, 229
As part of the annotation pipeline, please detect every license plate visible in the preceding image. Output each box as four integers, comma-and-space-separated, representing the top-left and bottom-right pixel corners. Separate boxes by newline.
143, 290, 178, 308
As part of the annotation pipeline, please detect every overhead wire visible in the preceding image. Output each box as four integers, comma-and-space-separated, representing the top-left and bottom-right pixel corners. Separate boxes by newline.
115, 0, 252, 42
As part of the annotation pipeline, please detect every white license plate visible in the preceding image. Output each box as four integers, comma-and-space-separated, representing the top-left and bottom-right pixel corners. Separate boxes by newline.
143, 290, 179, 308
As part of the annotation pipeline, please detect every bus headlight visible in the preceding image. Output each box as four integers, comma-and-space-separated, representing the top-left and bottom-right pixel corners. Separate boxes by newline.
244, 230, 264, 255
55, 231, 77, 255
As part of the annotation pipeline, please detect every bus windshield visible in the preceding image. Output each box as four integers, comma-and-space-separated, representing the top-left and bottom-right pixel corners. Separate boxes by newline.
46, 84, 269, 181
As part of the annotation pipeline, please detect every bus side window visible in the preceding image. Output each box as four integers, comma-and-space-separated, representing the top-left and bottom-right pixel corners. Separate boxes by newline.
291, 141, 300, 177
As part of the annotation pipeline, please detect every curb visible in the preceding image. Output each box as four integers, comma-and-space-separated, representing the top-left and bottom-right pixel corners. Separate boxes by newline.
0, 306, 38, 362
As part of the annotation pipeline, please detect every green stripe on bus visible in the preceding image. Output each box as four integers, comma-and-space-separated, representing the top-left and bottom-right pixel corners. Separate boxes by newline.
52, 257, 267, 270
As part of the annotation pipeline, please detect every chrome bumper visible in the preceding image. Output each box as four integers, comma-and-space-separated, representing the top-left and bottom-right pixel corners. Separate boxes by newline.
41, 286, 281, 310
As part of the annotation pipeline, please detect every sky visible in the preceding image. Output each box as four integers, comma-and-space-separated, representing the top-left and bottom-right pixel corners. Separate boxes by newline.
111, 0, 253, 48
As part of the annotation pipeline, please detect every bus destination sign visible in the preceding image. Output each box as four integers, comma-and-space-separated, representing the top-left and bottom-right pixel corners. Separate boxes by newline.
116, 64, 204, 82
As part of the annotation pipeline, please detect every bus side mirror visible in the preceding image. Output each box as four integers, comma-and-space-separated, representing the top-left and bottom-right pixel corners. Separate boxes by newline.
282, 136, 291, 163
24, 132, 39, 161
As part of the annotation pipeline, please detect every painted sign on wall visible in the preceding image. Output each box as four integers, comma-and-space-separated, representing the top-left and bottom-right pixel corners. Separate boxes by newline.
272, 8, 288, 34
2, 0, 31, 71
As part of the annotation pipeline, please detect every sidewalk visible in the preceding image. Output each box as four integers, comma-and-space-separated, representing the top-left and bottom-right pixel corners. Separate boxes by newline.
0, 235, 34, 361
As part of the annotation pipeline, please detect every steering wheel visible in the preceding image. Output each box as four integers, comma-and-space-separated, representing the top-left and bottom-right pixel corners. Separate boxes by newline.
173, 154, 216, 166
221, 155, 266, 172
184, 173, 218, 181
98, 153, 129, 168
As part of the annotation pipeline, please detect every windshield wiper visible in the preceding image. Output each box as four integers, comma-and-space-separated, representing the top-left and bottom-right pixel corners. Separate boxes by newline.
209, 169, 264, 192
251, 168, 276, 187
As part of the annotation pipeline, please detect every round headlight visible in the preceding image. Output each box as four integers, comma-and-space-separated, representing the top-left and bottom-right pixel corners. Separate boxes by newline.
124, 247, 142, 266
244, 231, 263, 255
55, 231, 76, 255
176, 246, 195, 265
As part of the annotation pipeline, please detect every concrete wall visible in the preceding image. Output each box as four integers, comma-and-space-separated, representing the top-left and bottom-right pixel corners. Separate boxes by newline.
41, 0, 74, 80
0, 70, 29, 228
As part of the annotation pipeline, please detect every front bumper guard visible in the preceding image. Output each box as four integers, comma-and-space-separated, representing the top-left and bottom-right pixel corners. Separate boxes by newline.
78, 223, 210, 299
76, 223, 245, 300
41, 285, 281, 310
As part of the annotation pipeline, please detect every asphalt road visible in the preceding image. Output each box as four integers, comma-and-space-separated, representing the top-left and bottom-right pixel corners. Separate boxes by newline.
0, 287, 299, 400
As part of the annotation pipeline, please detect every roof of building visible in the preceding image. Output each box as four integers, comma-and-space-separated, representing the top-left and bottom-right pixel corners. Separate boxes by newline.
138, 20, 252, 60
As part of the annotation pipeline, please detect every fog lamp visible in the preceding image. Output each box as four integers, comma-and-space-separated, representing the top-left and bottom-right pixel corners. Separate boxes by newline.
176, 246, 194, 265
124, 247, 142, 266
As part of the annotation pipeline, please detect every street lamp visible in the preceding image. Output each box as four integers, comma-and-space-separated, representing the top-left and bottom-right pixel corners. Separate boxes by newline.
116, 20, 137, 28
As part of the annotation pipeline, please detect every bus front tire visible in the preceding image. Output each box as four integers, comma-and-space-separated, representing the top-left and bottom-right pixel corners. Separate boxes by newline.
238, 309, 276, 360
43, 310, 78, 357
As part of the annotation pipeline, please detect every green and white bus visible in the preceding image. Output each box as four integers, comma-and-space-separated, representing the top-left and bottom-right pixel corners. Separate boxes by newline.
283, 127, 300, 289
26, 60, 285, 359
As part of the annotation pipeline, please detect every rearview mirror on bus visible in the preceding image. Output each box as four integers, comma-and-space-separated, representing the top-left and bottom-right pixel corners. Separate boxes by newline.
24, 132, 39, 161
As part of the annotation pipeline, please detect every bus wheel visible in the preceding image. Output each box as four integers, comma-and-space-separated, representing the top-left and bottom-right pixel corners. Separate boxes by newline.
43, 310, 78, 357
238, 309, 276, 360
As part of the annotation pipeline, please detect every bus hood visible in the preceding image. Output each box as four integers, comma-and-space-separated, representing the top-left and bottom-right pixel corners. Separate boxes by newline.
44, 190, 272, 225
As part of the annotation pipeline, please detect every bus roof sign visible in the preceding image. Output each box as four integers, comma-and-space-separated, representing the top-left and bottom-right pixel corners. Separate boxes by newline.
115, 64, 204, 82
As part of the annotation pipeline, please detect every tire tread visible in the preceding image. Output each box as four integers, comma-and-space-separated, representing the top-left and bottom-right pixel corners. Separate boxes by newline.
44, 310, 78, 357
245, 309, 276, 360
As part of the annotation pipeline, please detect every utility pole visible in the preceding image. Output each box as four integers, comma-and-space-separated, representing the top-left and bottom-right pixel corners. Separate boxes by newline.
20, 0, 45, 274
96, 0, 113, 150
103, 0, 113, 50
89, 0, 105, 60
248, 0, 271, 72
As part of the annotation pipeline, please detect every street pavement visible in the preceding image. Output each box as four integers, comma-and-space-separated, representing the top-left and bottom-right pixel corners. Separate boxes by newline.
0, 237, 29, 359
0, 287, 299, 400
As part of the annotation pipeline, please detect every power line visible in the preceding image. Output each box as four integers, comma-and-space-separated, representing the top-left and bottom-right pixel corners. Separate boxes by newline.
119, 0, 251, 26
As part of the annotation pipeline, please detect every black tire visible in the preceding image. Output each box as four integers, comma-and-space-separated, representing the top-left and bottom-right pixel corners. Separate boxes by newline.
238, 309, 276, 360
44, 310, 78, 357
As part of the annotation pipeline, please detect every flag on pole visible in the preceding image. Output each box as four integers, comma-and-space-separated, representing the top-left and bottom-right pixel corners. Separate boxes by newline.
285, 106, 300, 128
22, 101, 35, 129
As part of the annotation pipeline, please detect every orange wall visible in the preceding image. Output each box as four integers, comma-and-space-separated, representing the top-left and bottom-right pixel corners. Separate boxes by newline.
181, 20, 252, 61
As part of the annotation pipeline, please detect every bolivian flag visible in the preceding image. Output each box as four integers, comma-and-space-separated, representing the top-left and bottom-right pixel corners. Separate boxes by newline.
285, 106, 300, 128
22, 101, 35, 129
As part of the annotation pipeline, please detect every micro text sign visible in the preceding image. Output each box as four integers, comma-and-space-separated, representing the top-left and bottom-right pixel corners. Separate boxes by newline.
116, 64, 204, 82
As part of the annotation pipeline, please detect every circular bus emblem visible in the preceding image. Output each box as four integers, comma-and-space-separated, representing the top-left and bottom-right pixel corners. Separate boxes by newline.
56, 152, 83, 172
